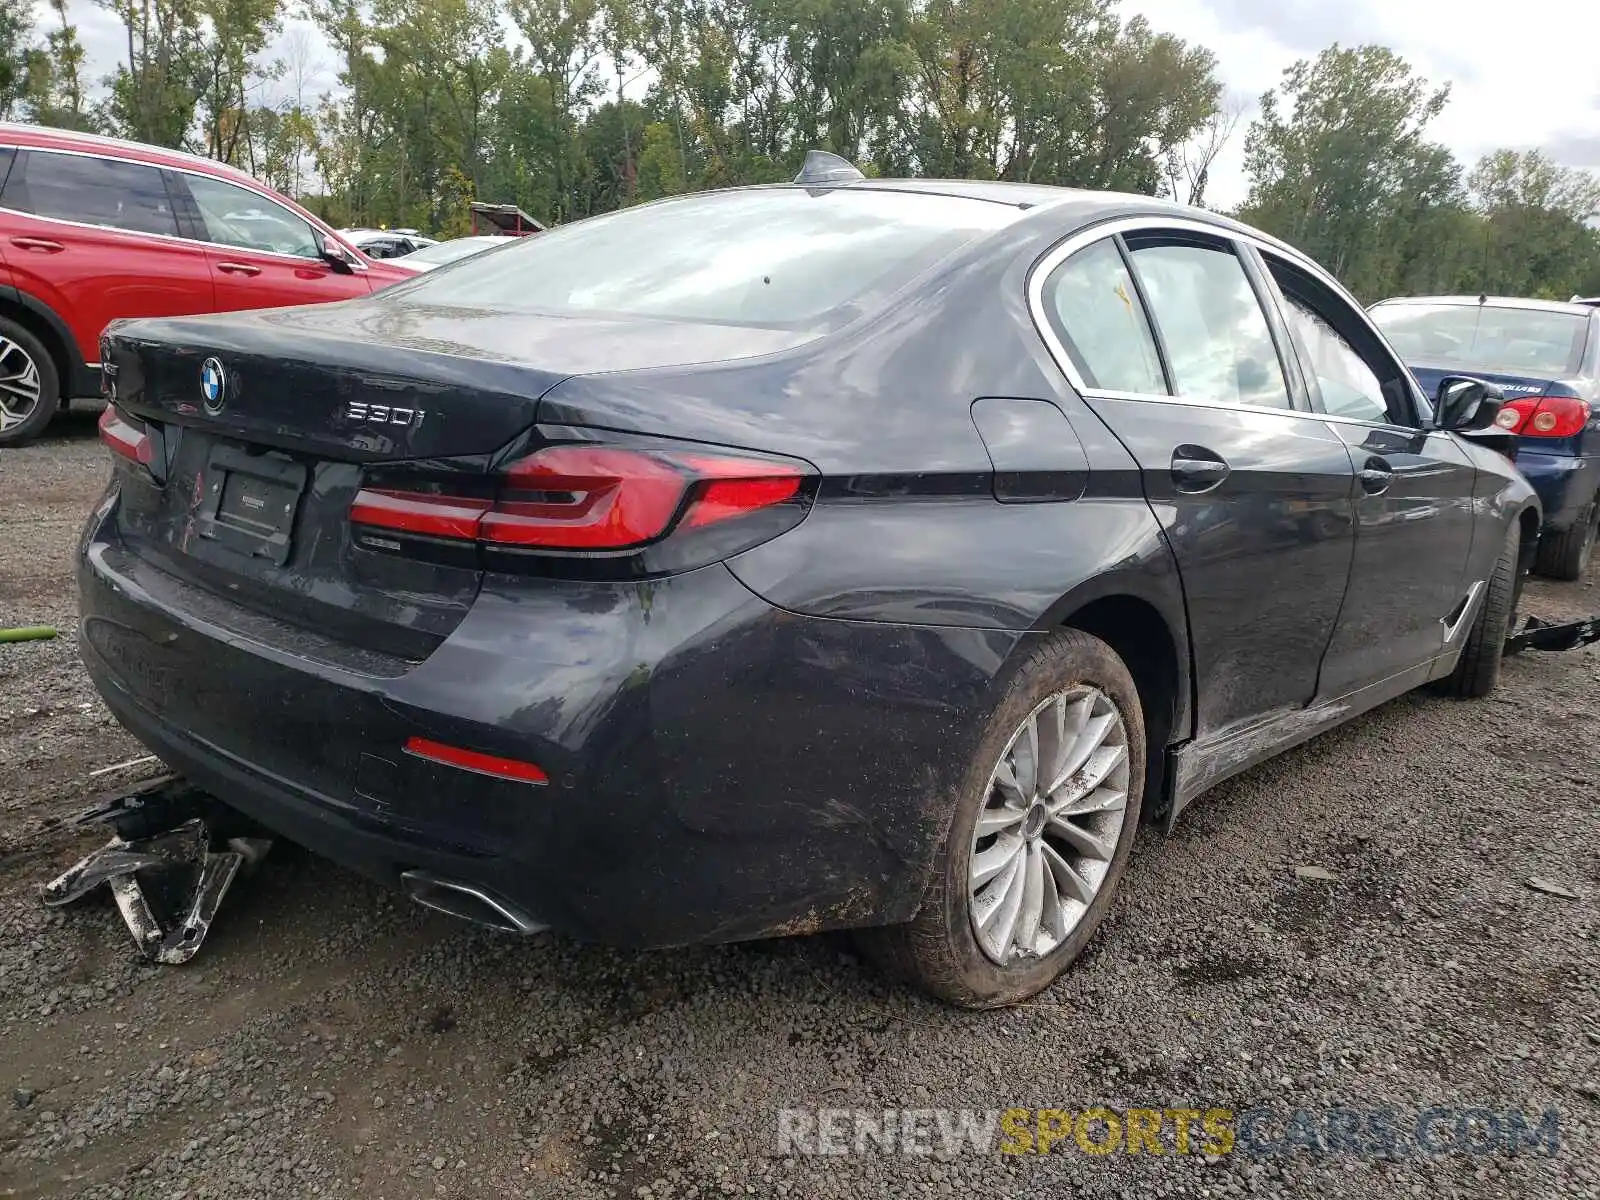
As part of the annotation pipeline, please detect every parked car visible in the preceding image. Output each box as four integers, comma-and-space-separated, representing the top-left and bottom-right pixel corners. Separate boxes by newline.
1370, 295, 1599, 579
0, 123, 420, 446
84, 152, 1537, 1009
1571, 296, 1600, 308
396, 235, 511, 271
342, 228, 438, 259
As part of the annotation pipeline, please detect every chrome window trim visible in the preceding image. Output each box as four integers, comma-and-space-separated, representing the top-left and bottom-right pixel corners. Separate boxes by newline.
1026, 213, 1428, 435
0, 143, 364, 269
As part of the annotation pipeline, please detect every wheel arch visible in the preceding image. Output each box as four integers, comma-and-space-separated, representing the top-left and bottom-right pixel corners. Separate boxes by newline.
1037, 576, 1193, 825
0, 286, 87, 405
1516, 502, 1541, 577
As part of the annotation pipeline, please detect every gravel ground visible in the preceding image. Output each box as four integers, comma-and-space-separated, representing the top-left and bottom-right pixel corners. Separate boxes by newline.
2, 414, 1598, 1199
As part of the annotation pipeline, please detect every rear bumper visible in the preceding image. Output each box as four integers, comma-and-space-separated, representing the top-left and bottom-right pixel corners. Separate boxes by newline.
1518, 450, 1599, 531
78, 499, 1025, 948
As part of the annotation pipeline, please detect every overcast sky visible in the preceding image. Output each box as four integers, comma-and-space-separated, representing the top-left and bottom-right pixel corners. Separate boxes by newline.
44, 0, 1600, 209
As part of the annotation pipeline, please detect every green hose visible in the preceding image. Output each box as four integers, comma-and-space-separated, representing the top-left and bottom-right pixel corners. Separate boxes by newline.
0, 625, 57, 643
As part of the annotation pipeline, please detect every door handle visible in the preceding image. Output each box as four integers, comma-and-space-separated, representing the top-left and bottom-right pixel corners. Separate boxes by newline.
215, 262, 262, 276
1171, 447, 1230, 493
10, 236, 63, 253
1358, 457, 1393, 495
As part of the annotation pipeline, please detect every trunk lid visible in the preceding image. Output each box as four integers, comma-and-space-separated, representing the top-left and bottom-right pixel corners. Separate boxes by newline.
100, 303, 812, 663
1408, 365, 1557, 407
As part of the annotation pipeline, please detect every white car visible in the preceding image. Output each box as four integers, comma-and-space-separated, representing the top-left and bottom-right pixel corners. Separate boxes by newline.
342, 228, 438, 259
396, 236, 512, 271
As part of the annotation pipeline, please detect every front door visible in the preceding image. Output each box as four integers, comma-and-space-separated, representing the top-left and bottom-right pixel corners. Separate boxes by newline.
167, 171, 373, 313
1254, 250, 1480, 697
1037, 228, 1358, 741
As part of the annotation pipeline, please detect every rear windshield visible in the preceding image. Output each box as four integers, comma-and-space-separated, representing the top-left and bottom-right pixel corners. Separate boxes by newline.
1371, 302, 1589, 378
390, 187, 1021, 329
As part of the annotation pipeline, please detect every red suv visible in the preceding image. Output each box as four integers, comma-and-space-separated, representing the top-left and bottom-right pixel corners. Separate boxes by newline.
0, 124, 419, 446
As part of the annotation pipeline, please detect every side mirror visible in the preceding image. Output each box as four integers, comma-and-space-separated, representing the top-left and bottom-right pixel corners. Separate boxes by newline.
315, 230, 358, 275
1435, 376, 1503, 432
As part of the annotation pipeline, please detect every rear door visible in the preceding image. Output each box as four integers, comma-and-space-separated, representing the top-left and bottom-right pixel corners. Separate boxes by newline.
1036, 224, 1357, 740
166, 170, 373, 311
1258, 250, 1480, 695
0, 148, 212, 363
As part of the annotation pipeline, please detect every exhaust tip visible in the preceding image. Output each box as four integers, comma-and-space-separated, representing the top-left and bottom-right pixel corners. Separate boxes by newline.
400, 870, 549, 935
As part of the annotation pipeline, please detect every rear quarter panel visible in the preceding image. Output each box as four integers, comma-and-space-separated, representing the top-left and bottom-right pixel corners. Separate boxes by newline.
539, 215, 1194, 726
1465, 436, 1541, 575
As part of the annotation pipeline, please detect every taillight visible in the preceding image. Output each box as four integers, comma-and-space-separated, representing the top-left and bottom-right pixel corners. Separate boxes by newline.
349, 439, 811, 570
1495, 394, 1589, 437
97, 405, 152, 466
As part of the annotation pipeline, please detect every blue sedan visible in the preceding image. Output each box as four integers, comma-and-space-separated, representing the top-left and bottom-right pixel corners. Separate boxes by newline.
1372, 295, 1600, 579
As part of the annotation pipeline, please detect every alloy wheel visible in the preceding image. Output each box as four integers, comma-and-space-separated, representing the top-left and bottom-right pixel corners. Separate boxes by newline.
0, 337, 43, 434
968, 685, 1131, 965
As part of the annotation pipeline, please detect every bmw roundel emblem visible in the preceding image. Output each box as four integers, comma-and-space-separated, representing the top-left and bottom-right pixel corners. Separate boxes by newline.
200, 357, 227, 414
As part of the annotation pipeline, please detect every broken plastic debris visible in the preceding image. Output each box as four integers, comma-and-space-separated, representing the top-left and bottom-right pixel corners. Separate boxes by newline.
87, 754, 161, 779
40, 776, 272, 964
1292, 865, 1337, 881
1526, 877, 1578, 899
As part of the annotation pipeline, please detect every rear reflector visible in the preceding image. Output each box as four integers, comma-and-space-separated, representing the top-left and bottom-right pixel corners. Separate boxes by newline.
351, 442, 807, 553
98, 406, 152, 466
403, 736, 549, 784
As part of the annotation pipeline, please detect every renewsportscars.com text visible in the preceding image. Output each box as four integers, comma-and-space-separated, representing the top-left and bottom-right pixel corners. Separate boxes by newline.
775, 1105, 1562, 1158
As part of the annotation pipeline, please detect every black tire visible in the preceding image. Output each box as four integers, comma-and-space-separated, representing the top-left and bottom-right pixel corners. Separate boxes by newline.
0, 316, 61, 448
1533, 498, 1598, 582
1437, 522, 1519, 699
860, 630, 1145, 1009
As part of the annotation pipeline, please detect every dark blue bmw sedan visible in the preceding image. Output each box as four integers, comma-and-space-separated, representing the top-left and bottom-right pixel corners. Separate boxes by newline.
1371, 295, 1600, 579
82, 154, 1539, 1008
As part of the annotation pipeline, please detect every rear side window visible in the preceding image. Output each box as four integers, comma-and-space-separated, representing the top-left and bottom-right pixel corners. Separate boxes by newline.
1040, 238, 1166, 394
395, 188, 1022, 329
1126, 240, 1292, 410
6, 151, 178, 238
180, 173, 320, 259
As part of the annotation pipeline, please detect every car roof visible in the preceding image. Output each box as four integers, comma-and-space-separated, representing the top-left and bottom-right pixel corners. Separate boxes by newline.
0, 122, 267, 190
1372, 294, 1598, 318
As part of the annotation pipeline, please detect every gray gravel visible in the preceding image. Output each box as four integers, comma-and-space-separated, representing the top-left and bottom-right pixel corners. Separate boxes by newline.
2, 414, 1598, 1198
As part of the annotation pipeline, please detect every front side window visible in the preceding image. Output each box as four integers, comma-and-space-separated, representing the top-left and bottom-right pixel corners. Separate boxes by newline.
1267, 254, 1418, 427
392, 188, 1023, 330
1041, 238, 1167, 394
1284, 297, 1387, 423
7, 151, 178, 238
182, 174, 320, 259
1127, 240, 1292, 410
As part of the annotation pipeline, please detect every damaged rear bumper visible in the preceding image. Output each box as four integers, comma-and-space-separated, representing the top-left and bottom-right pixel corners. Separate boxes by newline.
78, 518, 1023, 949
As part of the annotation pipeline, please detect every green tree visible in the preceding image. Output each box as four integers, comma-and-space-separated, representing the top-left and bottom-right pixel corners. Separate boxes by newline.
1466, 149, 1600, 298
100, 0, 204, 147
193, 0, 283, 164
1240, 44, 1455, 299
22, 0, 99, 131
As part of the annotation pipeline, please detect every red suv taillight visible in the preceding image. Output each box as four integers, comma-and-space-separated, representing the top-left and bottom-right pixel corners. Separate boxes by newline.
1495, 394, 1590, 437
97, 405, 152, 466
350, 440, 812, 570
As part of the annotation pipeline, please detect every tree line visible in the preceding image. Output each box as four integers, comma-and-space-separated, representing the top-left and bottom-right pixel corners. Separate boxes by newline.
2, 0, 1598, 302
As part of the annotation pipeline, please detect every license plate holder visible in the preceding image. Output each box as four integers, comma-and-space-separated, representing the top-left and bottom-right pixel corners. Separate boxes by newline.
195, 445, 307, 567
